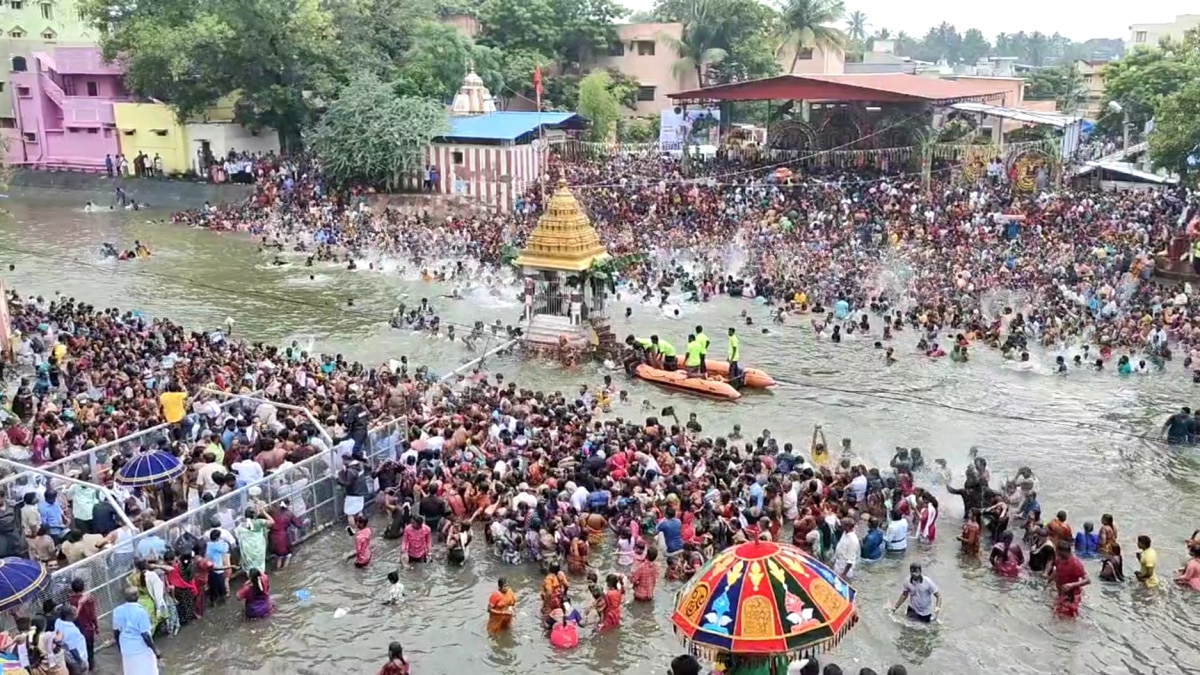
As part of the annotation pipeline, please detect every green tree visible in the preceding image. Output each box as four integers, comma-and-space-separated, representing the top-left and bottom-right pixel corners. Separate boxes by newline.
84, 0, 338, 148
1026, 31, 1050, 66
577, 70, 620, 141
392, 22, 477, 101
658, 0, 728, 86
917, 22, 962, 63
1102, 39, 1200, 132
961, 28, 990, 63
653, 0, 780, 83
777, 0, 846, 73
477, 0, 621, 70
328, 0, 437, 80
306, 74, 449, 188
1148, 79, 1200, 174
846, 10, 867, 42
1024, 64, 1086, 112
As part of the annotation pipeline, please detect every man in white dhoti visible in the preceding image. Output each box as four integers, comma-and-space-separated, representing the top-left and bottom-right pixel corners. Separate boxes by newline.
113, 587, 160, 675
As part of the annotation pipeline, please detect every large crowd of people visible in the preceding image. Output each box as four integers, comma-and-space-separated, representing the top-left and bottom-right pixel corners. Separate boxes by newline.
5, 139, 1200, 674
169, 145, 1200, 378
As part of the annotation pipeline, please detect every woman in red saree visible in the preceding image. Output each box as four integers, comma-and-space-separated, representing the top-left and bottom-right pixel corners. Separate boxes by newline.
597, 573, 625, 632
378, 642, 411, 675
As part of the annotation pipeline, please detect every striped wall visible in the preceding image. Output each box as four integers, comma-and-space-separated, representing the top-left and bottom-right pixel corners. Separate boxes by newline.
422, 141, 543, 211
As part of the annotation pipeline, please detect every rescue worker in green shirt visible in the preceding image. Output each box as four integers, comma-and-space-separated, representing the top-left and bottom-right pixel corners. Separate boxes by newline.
623, 335, 652, 374
727, 327, 743, 387
684, 333, 704, 378
694, 325, 710, 375
651, 334, 677, 370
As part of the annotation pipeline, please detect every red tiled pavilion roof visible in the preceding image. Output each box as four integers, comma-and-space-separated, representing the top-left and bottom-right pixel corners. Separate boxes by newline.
670, 73, 1011, 105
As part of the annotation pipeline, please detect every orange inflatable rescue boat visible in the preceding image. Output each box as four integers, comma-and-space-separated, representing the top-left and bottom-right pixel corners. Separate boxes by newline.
665, 359, 776, 389
634, 364, 741, 400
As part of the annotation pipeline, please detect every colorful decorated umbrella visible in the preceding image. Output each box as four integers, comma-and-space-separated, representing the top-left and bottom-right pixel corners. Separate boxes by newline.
0, 557, 49, 613
115, 450, 185, 487
671, 541, 857, 664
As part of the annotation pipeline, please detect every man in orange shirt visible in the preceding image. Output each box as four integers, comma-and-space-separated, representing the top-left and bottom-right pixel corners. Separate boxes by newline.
1046, 510, 1073, 546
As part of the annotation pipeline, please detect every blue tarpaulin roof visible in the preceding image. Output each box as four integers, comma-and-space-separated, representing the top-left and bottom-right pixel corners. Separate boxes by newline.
443, 112, 582, 141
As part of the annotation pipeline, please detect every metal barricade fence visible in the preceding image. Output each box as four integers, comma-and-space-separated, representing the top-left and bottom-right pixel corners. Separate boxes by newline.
364, 417, 407, 470
31, 391, 337, 641
0, 392, 260, 494
39, 447, 341, 639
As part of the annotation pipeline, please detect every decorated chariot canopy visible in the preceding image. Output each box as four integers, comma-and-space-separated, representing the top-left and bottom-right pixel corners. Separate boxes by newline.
671, 540, 858, 662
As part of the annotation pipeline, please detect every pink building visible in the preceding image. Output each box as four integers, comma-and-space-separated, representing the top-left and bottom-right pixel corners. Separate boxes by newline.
4, 47, 127, 171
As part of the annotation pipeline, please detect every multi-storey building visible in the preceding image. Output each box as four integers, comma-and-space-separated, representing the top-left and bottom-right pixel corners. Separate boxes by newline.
1128, 14, 1200, 51
1, 0, 96, 134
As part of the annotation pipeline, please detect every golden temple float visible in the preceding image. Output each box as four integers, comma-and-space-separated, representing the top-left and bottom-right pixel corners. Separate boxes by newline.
514, 179, 610, 272
515, 180, 611, 350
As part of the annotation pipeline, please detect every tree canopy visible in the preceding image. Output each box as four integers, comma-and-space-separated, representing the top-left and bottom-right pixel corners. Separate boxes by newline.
83, 0, 339, 147
306, 74, 449, 188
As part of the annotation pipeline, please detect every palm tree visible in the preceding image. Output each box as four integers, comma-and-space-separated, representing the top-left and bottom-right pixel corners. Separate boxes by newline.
873, 28, 891, 40
658, 0, 728, 86
846, 10, 868, 42
777, 0, 846, 73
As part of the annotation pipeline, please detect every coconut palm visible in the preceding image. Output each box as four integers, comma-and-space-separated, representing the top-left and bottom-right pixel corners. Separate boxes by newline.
873, 28, 891, 40
658, 0, 728, 86
777, 0, 846, 73
846, 10, 868, 42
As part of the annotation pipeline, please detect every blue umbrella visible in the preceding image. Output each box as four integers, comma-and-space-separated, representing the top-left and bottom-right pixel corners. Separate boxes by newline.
0, 558, 49, 612
116, 450, 185, 487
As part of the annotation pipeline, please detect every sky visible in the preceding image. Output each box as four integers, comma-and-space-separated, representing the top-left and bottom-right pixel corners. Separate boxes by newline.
620, 0, 1196, 42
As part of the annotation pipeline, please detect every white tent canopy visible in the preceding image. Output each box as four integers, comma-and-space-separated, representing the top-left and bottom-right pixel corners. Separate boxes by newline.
1074, 160, 1178, 185
948, 101, 1083, 128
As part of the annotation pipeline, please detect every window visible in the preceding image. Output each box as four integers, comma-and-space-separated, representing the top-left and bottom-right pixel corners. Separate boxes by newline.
40, 2, 52, 19
636, 85, 656, 102
77, 8, 87, 21
86, 128, 98, 134
61, 78, 74, 96
636, 40, 655, 56
0, 83, 4, 92
10, 56, 26, 72
41, 29, 56, 40
0, 117, 15, 129
152, 129, 167, 136
796, 47, 814, 60
9, 28, 26, 39
16, 86, 30, 97
607, 41, 625, 56
452, 151, 464, 165
1134, 30, 1147, 43
10, 0, 23, 9
85, 80, 98, 96
23, 132, 37, 143
103, 128, 112, 138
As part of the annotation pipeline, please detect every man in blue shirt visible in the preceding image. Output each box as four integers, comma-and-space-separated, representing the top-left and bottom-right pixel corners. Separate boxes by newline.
748, 476, 765, 514
134, 525, 169, 561
861, 517, 885, 561
657, 508, 684, 555
113, 587, 160, 670
205, 529, 231, 603
38, 490, 67, 541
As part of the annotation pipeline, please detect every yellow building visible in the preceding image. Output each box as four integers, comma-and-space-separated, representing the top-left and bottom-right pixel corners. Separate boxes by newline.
112, 103, 190, 173
112, 95, 280, 176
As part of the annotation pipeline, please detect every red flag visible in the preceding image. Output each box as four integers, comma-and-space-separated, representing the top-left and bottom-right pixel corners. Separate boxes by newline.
534, 65, 543, 99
